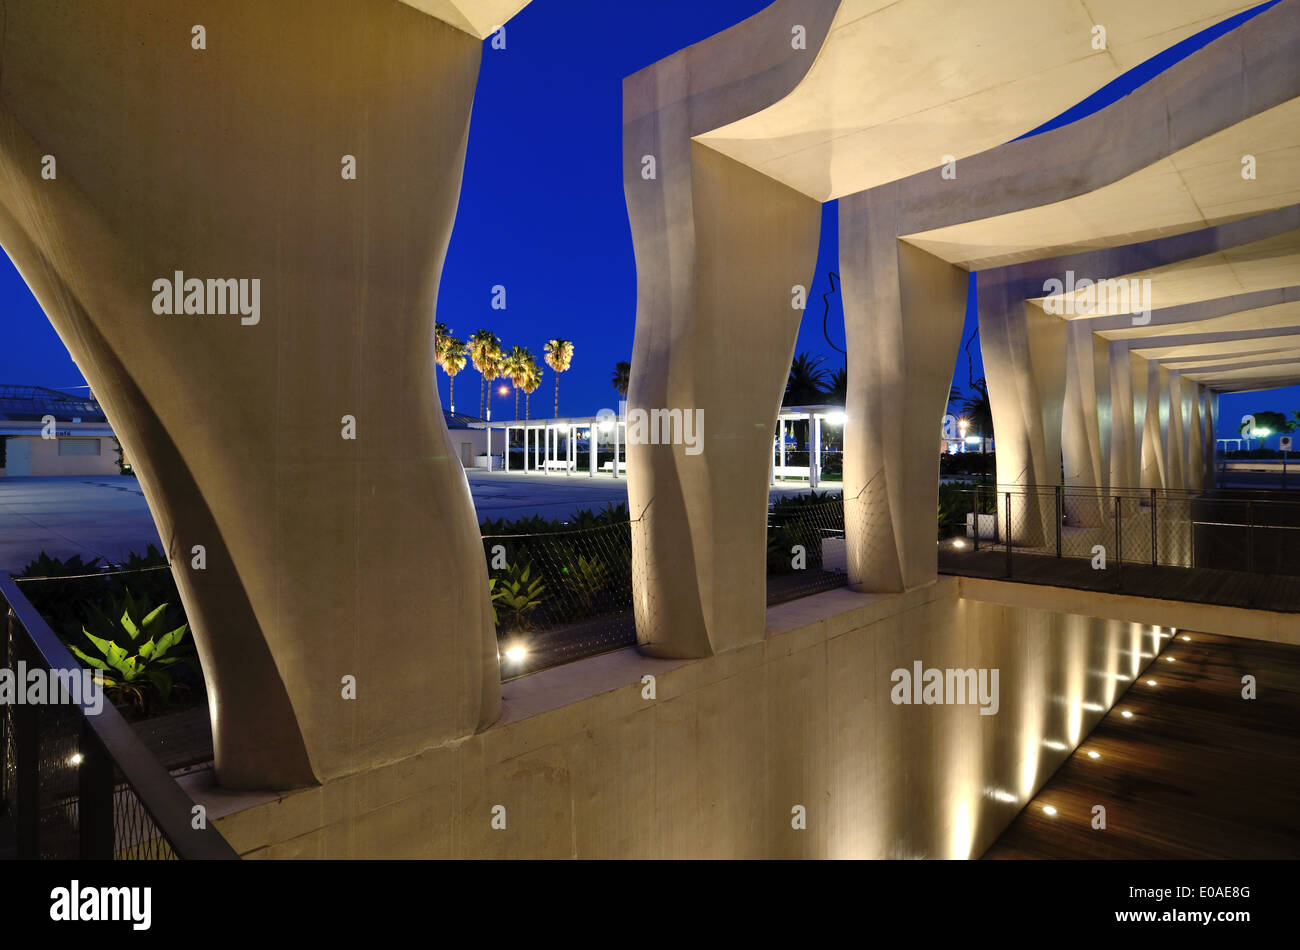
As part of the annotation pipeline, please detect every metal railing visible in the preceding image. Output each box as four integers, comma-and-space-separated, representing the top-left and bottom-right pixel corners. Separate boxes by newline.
938, 483, 1300, 609
0, 576, 237, 860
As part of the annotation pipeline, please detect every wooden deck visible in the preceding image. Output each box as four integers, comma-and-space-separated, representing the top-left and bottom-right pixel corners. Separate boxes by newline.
983, 630, 1300, 859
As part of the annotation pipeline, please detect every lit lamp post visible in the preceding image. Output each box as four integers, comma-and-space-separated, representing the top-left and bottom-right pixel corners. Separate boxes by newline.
497, 384, 509, 465
958, 417, 969, 454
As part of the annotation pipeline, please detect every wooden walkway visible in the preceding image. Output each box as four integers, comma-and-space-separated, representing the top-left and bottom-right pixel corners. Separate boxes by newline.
983, 630, 1300, 858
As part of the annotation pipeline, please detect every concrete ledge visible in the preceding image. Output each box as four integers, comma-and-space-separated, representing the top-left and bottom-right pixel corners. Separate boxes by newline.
958, 576, 1300, 646
200, 577, 1163, 858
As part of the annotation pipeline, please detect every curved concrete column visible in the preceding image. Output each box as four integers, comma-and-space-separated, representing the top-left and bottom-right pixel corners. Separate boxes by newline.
0, 0, 504, 787
1187, 385, 1205, 491
1204, 390, 1221, 487
1063, 320, 1111, 526
622, 1, 835, 656
1140, 363, 1171, 490
1166, 373, 1187, 490
1108, 342, 1141, 489
973, 279, 1064, 547
838, 222, 967, 590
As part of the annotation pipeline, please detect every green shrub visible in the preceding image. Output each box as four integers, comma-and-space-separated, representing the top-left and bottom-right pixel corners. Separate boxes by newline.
70, 589, 192, 714
491, 561, 546, 630
561, 554, 610, 616
937, 481, 994, 539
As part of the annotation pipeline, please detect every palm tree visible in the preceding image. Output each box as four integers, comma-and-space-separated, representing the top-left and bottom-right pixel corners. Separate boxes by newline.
440, 336, 468, 414
482, 351, 508, 422
522, 357, 543, 421
784, 352, 829, 407
611, 361, 631, 398
434, 322, 452, 367
826, 366, 847, 404
544, 339, 574, 417
505, 346, 533, 420
467, 329, 501, 419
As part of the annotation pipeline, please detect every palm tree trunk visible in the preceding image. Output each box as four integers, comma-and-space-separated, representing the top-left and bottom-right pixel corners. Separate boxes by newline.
479, 375, 485, 419
449, 376, 455, 414
515, 387, 520, 420
525, 393, 530, 421
554, 376, 559, 418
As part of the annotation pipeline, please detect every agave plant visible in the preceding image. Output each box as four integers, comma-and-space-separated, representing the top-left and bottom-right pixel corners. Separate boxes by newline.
70, 589, 191, 712
490, 561, 546, 630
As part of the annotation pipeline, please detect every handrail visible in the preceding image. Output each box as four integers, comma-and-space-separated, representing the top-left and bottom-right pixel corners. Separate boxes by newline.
952, 484, 1300, 509
953, 482, 1298, 499
0, 575, 237, 860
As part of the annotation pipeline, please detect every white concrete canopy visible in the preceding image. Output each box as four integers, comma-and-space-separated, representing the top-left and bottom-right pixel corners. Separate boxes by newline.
698, 0, 1260, 201
625, 0, 1300, 649
904, 96, 1300, 269
398, 0, 531, 39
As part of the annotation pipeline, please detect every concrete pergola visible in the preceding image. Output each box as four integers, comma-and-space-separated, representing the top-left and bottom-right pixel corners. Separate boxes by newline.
623, 0, 1291, 659
467, 416, 627, 477
1, 0, 1293, 797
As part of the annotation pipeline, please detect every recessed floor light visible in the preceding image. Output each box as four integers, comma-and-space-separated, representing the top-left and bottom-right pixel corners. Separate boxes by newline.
1120, 710, 1134, 719
1181, 635, 1191, 641
1086, 751, 1100, 759
1042, 805, 1058, 816
1164, 656, 1175, 662
1146, 679, 1157, 686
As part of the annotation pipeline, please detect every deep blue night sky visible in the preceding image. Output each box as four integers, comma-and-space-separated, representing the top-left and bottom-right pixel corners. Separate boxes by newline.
0, 0, 1292, 442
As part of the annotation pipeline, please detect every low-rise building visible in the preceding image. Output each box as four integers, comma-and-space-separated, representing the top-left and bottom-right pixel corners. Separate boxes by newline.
0, 385, 120, 477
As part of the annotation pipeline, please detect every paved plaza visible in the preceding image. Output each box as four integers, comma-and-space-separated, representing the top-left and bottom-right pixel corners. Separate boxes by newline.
0, 472, 841, 572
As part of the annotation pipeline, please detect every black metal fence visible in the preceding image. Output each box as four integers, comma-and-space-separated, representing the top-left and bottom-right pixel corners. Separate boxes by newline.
938, 484, 1300, 609
0, 576, 237, 860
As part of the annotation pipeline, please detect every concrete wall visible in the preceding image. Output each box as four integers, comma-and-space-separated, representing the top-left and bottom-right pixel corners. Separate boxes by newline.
200, 579, 1168, 859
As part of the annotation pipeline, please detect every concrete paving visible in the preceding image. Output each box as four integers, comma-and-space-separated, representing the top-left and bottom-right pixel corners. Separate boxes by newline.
0, 472, 842, 573
0, 476, 161, 573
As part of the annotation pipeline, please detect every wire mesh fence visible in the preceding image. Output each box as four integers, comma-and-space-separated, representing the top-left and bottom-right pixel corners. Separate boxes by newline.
0, 577, 235, 860
488, 493, 849, 677
938, 483, 1300, 610
486, 520, 637, 679
766, 495, 849, 604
